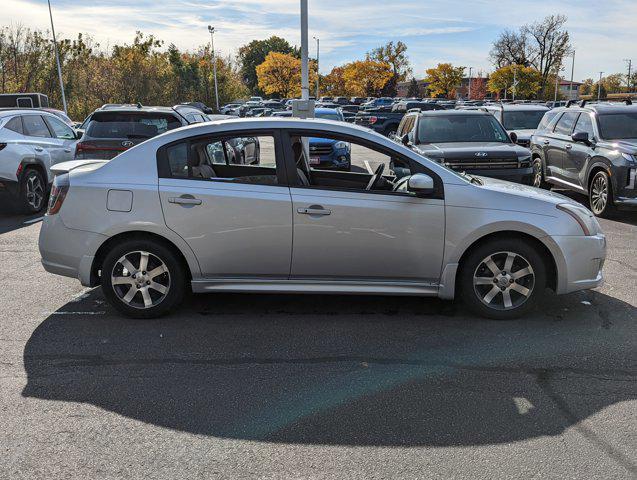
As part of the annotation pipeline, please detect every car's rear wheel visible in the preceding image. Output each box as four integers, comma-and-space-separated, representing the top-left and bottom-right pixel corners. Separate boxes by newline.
101, 239, 186, 318
589, 170, 616, 218
532, 157, 549, 189
459, 238, 547, 320
19, 168, 47, 214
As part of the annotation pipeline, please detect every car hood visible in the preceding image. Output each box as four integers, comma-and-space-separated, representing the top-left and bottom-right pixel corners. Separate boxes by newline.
415, 142, 526, 159
476, 175, 578, 206
597, 138, 637, 152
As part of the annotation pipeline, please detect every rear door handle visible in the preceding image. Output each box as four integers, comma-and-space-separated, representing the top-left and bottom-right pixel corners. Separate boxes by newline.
565, 144, 572, 150
543, 140, 550, 145
34, 146, 44, 152
168, 196, 202, 206
64, 148, 72, 153
297, 207, 331, 216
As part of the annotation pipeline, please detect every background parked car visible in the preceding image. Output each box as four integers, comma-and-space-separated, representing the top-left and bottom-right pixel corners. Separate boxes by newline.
482, 103, 549, 147
354, 100, 442, 137
530, 101, 637, 216
0, 109, 79, 212
75, 105, 198, 160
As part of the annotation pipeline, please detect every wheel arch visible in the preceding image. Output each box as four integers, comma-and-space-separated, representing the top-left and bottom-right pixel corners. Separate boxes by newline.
586, 160, 612, 190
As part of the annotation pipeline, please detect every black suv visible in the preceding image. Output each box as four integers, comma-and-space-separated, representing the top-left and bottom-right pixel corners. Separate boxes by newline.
530, 102, 637, 216
76, 104, 205, 160
394, 110, 533, 184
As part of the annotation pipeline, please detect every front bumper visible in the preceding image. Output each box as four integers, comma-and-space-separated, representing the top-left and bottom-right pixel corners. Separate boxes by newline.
462, 166, 534, 185
311, 150, 351, 171
39, 214, 107, 286
549, 234, 606, 294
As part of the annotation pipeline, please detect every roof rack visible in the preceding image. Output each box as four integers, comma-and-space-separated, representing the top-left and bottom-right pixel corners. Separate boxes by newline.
626, 98, 633, 105
579, 100, 587, 108
565, 100, 576, 108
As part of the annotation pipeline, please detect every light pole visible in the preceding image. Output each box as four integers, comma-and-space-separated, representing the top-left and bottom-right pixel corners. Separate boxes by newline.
553, 61, 562, 103
512, 65, 517, 102
47, 0, 67, 114
467, 67, 472, 100
624, 59, 632, 93
598, 71, 604, 100
208, 26, 219, 111
313, 36, 319, 99
300, 0, 310, 106
569, 51, 575, 100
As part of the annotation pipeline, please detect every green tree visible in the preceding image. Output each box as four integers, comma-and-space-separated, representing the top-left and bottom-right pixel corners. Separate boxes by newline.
407, 78, 420, 97
487, 64, 542, 99
238, 36, 298, 95
369, 41, 411, 96
424, 63, 465, 98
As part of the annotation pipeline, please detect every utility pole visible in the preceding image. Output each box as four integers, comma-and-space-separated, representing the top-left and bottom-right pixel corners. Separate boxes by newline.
598, 71, 604, 100
554, 62, 561, 103
208, 26, 219, 111
569, 51, 575, 100
313, 36, 319, 99
300, 0, 310, 107
624, 59, 632, 93
468, 67, 472, 100
512, 65, 517, 102
47, 0, 67, 114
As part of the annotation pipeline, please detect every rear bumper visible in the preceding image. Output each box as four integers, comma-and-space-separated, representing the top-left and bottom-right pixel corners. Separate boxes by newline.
548, 234, 606, 294
39, 214, 107, 286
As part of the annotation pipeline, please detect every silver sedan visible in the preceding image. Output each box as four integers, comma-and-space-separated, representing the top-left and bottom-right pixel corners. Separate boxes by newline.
39, 117, 606, 319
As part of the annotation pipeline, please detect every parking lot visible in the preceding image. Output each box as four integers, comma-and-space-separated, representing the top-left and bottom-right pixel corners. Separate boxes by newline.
0, 198, 635, 479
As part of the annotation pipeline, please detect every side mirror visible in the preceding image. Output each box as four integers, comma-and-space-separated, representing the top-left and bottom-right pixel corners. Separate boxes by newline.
74, 129, 84, 139
571, 131, 590, 145
407, 173, 435, 196
401, 134, 410, 146
509, 132, 518, 144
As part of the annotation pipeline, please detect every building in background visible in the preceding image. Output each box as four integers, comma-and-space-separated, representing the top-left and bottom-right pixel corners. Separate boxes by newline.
558, 80, 583, 101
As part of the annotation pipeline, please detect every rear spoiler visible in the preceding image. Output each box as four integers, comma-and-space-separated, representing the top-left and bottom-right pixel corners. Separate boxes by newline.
50, 159, 109, 176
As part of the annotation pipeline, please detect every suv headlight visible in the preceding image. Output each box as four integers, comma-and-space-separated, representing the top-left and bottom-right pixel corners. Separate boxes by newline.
556, 203, 601, 236
621, 153, 637, 164
334, 141, 349, 150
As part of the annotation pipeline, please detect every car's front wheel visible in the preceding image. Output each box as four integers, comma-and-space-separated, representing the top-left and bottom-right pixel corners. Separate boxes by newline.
589, 170, 616, 217
101, 239, 186, 318
459, 238, 547, 320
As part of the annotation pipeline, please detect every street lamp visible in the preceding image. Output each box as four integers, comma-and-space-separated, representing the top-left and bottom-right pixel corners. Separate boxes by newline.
47, 0, 67, 115
467, 67, 472, 100
313, 36, 319, 99
624, 59, 632, 93
208, 25, 219, 111
598, 71, 604, 101
569, 50, 575, 101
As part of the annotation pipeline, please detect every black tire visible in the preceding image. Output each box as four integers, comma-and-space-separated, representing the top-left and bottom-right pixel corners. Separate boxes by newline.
19, 168, 47, 214
459, 238, 547, 320
101, 239, 186, 319
588, 170, 616, 218
532, 157, 549, 189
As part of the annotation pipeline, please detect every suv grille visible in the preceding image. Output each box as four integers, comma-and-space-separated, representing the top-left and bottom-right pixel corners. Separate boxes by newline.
446, 160, 521, 170
309, 145, 333, 155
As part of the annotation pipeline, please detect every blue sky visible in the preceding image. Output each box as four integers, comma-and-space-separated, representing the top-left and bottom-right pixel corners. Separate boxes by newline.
5, 0, 636, 81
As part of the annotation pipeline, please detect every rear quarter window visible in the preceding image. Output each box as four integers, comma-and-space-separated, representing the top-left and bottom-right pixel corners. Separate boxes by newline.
4, 116, 23, 134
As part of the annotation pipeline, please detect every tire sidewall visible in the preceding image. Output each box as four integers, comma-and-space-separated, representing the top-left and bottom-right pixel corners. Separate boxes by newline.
101, 239, 186, 319
589, 171, 615, 218
459, 238, 547, 320
532, 157, 547, 189
20, 168, 46, 214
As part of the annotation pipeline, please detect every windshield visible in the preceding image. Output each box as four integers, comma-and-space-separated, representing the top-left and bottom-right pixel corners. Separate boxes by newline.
316, 112, 343, 122
502, 110, 546, 130
597, 113, 637, 140
417, 115, 510, 143
86, 112, 181, 138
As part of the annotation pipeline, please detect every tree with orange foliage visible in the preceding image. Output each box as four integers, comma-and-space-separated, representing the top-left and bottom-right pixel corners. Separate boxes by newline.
342, 60, 392, 97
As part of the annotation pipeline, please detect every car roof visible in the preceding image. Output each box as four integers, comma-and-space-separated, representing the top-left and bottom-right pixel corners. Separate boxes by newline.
0, 108, 62, 118
485, 103, 549, 111
315, 108, 341, 114
97, 105, 177, 114
551, 103, 637, 115
413, 109, 493, 117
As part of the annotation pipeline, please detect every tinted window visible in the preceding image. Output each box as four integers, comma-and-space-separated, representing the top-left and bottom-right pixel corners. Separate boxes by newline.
45, 116, 75, 140
537, 110, 559, 131
4, 116, 23, 134
553, 112, 579, 135
167, 143, 189, 178
417, 115, 509, 143
573, 113, 595, 139
86, 112, 181, 139
22, 115, 51, 138
501, 110, 547, 130
315, 111, 344, 122
597, 113, 637, 140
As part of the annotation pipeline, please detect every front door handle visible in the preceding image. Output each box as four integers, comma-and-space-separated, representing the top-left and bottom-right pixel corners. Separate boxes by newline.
64, 148, 72, 153
565, 144, 572, 150
169, 196, 202, 206
543, 140, 550, 145
297, 207, 331, 216
34, 146, 44, 152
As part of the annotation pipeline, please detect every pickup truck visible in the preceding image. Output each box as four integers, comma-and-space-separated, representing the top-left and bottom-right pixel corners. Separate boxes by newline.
354, 101, 442, 136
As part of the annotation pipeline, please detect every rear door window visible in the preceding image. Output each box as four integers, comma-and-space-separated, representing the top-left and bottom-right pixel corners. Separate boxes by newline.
573, 113, 595, 139
22, 115, 52, 138
86, 112, 182, 139
553, 112, 579, 135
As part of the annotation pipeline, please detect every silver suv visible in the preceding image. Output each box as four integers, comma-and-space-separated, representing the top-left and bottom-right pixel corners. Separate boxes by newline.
39, 118, 606, 320
0, 109, 79, 213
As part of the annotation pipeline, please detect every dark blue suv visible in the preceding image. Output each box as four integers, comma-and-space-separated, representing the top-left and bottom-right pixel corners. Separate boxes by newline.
273, 108, 351, 170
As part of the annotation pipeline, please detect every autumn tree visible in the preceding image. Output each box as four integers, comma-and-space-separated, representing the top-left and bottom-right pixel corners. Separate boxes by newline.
322, 66, 347, 96
487, 64, 542, 99
256, 52, 316, 98
407, 78, 420, 97
238, 36, 298, 95
469, 77, 488, 100
424, 63, 464, 98
342, 60, 393, 97
369, 41, 411, 96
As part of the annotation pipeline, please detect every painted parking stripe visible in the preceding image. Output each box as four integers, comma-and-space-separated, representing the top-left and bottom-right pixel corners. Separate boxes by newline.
23, 216, 44, 225
363, 160, 374, 174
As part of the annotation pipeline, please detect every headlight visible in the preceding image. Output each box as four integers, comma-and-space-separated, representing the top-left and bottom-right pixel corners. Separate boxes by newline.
621, 153, 636, 163
334, 141, 349, 150
556, 203, 601, 236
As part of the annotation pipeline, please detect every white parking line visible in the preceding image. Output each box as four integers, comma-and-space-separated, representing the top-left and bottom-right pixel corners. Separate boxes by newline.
363, 160, 374, 174
23, 216, 43, 225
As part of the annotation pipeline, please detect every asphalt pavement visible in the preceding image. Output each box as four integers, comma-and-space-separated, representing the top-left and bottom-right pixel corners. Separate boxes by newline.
0, 198, 636, 479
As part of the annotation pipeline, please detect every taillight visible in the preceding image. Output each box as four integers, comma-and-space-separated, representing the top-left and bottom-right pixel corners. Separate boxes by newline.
0, 143, 6, 151
369, 116, 378, 125
47, 174, 70, 215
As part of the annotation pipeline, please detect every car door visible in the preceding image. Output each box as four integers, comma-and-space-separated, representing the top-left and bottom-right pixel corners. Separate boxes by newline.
565, 112, 596, 188
43, 115, 77, 162
284, 131, 445, 284
544, 111, 579, 181
21, 114, 58, 178
158, 130, 293, 279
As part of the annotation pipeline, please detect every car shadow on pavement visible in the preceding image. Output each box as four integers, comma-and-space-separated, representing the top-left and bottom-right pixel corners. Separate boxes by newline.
0, 210, 43, 234
21, 288, 637, 470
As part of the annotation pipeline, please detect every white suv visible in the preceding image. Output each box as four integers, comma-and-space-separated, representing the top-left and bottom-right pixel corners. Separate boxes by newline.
0, 109, 78, 213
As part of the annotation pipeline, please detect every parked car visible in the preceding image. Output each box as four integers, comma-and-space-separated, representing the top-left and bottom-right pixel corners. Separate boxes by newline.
394, 110, 534, 184
360, 97, 394, 110
249, 96, 264, 103
530, 102, 637, 216
332, 97, 350, 105
0, 93, 49, 108
178, 102, 213, 114
39, 117, 606, 320
350, 97, 367, 105
272, 108, 351, 169
354, 101, 442, 136
219, 103, 242, 115
0, 109, 79, 212
483, 103, 549, 147
75, 105, 199, 160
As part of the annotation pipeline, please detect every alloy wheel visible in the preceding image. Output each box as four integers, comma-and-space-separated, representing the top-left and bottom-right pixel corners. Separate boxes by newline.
590, 174, 608, 215
473, 251, 535, 311
532, 160, 543, 188
110, 251, 171, 309
26, 172, 45, 211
